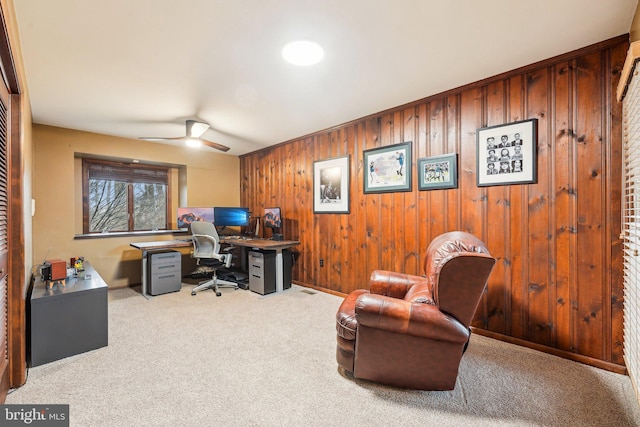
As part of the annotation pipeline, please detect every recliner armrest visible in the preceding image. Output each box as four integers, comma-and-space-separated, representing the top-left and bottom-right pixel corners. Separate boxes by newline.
369, 270, 428, 298
355, 293, 469, 343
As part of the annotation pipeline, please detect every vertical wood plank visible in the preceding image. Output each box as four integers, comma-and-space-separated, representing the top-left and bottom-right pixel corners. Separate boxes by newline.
608, 42, 626, 365
553, 61, 574, 352
484, 80, 508, 333
575, 51, 605, 359
526, 68, 553, 345
429, 98, 446, 239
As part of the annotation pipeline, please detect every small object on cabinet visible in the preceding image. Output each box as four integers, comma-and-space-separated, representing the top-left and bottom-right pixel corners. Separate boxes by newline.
43, 259, 67, 289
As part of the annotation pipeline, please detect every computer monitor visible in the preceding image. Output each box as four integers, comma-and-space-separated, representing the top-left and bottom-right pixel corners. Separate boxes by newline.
177, 207, 214, 229
263, 207, 282, 229
213, 207, 250, 227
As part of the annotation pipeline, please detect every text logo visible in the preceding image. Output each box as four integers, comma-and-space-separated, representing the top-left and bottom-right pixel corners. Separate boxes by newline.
0, 405, 69, 426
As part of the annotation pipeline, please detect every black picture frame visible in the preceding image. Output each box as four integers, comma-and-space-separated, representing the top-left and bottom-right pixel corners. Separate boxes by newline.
418, 153, 458, 190
363, 141, 412, 194
313, 155, 350, 213
476, 118, 537, 187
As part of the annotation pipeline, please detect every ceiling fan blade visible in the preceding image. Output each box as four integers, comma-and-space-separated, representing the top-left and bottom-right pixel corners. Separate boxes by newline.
186, 120, 210, 138
201, 138, 230, 152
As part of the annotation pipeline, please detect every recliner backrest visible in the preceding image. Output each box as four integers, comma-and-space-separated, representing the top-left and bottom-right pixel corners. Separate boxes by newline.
434, 254, 496, 327
422, 231, 496, 326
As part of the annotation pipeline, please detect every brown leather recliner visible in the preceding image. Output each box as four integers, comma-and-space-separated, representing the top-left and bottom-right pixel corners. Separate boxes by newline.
335, 231, 496, 390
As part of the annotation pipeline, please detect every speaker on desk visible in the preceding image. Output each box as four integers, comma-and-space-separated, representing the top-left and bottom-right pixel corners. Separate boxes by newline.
42, 259, 67, 281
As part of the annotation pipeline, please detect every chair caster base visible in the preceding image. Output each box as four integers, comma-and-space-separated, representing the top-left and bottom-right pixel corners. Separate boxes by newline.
216, 292, 222, 297
191, 291, 196, 296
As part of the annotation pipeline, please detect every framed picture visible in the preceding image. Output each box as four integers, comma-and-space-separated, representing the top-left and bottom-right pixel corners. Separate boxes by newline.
313, 155, 350, 213
476, 118, 537, 187
418, 153, 458, 190
363, 141, 412, 193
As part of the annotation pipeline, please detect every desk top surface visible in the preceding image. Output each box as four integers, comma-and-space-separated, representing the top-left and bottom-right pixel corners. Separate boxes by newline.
130, 237, 299, 251
31, 261, 107, 300
129, 239, 193, 250
221, 237, 300, 250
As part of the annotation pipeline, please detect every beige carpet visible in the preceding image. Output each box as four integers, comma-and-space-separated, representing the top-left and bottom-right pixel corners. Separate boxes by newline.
6, 284, 640, 427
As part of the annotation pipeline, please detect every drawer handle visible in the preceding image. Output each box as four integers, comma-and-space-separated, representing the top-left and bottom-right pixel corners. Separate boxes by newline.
158, 265, 176, 269
158, 274, 176, 279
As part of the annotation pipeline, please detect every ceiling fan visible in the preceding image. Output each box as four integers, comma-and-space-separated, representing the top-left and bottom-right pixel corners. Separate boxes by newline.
139, 120, 230, 152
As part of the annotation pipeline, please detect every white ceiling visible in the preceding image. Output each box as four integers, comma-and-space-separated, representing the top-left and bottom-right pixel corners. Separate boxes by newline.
13, 0, 638, 156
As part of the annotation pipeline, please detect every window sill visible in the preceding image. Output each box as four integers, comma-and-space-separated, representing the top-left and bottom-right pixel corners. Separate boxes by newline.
74, 229, 189, 240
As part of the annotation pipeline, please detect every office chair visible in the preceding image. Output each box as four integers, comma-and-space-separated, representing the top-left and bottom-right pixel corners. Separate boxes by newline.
190, 221, 238, 296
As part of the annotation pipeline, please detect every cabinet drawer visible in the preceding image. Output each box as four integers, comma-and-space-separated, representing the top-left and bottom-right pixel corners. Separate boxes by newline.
248, 252, 263, 266
149, 271, 182, 295
150, 251, 181, 267
151, 271, 181, 286
152, 262, 180, 275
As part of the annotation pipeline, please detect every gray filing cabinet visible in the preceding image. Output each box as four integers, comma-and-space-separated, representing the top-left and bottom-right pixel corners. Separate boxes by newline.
249, 250, 276, 295
148, 250, 182, 295
29, 261, 108, 367
248, 249, 292, 295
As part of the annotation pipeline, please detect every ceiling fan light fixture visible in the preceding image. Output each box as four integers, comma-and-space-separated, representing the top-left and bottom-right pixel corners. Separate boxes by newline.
186, 120, 210, 138
185, 138, 202, 148
282, 40, 324, 66
139, 119, 230, 152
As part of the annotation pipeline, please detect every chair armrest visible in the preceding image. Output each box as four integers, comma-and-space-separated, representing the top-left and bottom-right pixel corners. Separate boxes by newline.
355, 293, 469, 343
369, 270, 428, 299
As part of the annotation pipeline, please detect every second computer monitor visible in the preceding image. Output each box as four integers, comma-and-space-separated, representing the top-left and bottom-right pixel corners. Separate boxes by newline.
213, 207, 250, 227
263, 207, 282, 229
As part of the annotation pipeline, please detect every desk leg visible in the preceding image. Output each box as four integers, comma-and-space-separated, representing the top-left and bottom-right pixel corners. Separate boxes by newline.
275, 249, 283, 293
141, 250, 152, 300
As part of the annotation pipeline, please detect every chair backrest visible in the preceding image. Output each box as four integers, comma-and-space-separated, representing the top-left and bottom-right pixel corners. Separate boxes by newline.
190, 221, 222, 259
423, 231, 496, 327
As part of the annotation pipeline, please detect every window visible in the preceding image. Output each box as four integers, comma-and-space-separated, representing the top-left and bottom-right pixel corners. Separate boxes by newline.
82, 159, 171, 233
622, 65, 640, 406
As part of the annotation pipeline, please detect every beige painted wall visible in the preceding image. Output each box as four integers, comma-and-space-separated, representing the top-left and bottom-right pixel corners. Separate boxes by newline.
32, 124, 240, 287
631, 1, 640, 42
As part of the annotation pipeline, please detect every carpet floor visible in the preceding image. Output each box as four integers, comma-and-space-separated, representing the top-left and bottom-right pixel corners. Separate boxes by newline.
6, 284, 640, 426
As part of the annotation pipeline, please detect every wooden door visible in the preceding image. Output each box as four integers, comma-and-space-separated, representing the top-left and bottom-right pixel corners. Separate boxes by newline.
0, 73, 8, 395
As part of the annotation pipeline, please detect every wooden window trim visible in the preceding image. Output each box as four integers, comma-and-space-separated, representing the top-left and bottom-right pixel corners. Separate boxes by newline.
81, 158, 172, 234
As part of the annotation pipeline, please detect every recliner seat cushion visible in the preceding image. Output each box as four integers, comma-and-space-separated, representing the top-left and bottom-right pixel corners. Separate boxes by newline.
403, 282, 435, 305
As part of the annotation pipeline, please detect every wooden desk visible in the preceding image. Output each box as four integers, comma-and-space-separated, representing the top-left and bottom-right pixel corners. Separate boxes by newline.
130, 239, 192, 299
221, 237, 300, 293
131, 237, 300, 297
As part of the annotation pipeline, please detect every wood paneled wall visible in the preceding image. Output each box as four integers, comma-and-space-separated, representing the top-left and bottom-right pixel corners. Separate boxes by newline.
240, 36, 628, 369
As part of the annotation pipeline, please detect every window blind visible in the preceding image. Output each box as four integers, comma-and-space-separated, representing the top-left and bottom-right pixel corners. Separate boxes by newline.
623, 63, 640, 405
84, 158, 168, 185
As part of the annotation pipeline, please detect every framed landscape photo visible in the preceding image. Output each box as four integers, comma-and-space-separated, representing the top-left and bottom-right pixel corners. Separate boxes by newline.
476, 118, 537, 187
313, 155, 350, 213
363, 141, 412, 194
418, 153, 458, 190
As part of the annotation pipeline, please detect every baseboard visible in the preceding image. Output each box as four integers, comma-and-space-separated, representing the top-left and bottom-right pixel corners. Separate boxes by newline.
472, 328, 627, 375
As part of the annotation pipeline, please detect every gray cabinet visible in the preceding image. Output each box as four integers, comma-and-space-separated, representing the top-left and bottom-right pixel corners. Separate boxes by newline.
148, 250, 182, 295
249, 250, 276, 295
248, 249, 292, 295
29, 261, 108, 367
